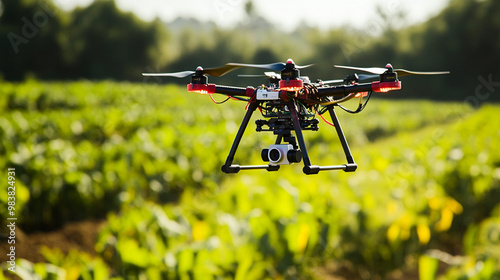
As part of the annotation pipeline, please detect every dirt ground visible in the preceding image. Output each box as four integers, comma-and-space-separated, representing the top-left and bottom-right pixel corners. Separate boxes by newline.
0, 219, 426, 279
0, 219, 104, 264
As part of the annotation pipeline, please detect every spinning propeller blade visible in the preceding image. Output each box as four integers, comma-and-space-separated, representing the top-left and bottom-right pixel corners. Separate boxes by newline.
334, 65, 388, 75
320, 79, 344, 84
142, 64, 242, 78
142, 71, 195, 78
203, 65, 243, 77
319, 73, 378, 85
395, 69, 451, 77
227, 59, 313, 72
334, 64, 450, 77
357, 74, 380, 81
237, 74, 267, 78
238, 72, 281, 79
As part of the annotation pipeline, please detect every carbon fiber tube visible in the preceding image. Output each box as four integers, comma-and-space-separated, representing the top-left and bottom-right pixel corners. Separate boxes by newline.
215, 85, 251, 96
316, 83, 373, 98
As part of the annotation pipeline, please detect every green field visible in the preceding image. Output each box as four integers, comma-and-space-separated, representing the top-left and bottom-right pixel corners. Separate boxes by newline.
1, 81, 500, 279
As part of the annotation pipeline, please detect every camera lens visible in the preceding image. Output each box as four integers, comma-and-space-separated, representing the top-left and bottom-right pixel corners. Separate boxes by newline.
269, 148, 281, 162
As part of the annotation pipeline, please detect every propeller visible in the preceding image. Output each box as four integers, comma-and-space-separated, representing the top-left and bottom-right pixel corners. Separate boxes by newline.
357, 74, 380, 81
318, 74, 379, 85
142, 64, 242, 78
142, 59, 313, 78
238, 72, 281, 79
227, 59, 313, 72
334, 64, 450, 77
319, 79, 344, 85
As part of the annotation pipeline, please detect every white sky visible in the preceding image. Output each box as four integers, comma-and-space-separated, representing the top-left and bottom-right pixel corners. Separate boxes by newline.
53, 0, 451, 31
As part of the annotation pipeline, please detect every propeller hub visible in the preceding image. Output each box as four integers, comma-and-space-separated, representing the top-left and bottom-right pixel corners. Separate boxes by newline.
192, 66, 208, 84
381, 64, 398, 82
284, 59, 297, 71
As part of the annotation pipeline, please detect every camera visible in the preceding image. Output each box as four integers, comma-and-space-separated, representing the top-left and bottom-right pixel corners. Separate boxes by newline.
261, 144, 302, 165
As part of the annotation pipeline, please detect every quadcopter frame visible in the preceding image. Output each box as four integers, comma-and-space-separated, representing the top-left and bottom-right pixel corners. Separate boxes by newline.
185, 79, 395, 175
143, 60, 449, 174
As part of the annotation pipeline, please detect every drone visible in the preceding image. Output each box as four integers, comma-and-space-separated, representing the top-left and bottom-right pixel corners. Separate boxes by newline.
143, 59, 449, 175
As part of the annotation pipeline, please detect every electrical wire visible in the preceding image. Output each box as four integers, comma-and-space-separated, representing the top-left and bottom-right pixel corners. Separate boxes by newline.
315, 90, 373, 126
209, 94, 230, 104
318, 93, 356, 106
245, 90, 258, 111
337, 91, 373, 114
209, 94, 250, 104
301, 83, 357, 106
316, 109, 335, 126
228, 95, 251, 102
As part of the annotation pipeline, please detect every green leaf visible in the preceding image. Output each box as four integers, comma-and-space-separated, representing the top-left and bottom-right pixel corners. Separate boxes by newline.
178, 248, 194, 273
419, 255, 439, 280
116, 239, 153, 268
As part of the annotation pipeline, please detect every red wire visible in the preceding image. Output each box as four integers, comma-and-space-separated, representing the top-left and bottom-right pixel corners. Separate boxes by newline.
317, 110, 335, 126
245, 93, 257, 110
227, 95, 242, 101
209, 94, 218, 103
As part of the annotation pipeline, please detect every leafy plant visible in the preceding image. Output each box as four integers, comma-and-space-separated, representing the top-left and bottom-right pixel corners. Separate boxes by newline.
1, 81, 499, 279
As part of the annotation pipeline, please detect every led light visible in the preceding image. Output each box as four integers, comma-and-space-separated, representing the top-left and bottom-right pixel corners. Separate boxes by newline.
354, 92, 369, 98
372, 81, 402, 93
279, 79, 303, 92
187, 83, 216, 94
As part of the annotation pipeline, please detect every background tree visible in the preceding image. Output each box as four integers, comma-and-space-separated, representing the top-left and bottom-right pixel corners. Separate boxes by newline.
0, 0, 65, 80
0, 0, 499, 101
64, 0, 168, 80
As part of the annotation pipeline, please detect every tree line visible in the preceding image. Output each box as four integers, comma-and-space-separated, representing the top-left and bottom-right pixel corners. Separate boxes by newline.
1, 0, 499, 101
0, 0, 165, 81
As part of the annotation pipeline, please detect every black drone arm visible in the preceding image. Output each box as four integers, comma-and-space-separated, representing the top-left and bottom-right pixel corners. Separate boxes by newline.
190, 80, 400, 101
316, 83, 374, 98
215, 85, 254, 97
316, 79, 402, 98
188, 83, 255, 97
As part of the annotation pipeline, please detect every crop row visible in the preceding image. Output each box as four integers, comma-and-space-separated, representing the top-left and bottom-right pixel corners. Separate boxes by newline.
0, 81, 498, 279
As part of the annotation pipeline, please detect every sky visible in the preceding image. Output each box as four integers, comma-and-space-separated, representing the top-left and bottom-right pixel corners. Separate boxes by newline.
53, 0, 451, 31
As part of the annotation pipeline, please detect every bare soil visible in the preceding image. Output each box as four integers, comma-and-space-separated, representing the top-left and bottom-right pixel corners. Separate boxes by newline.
0, 219, 431, 280
1, 219, 104, 279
